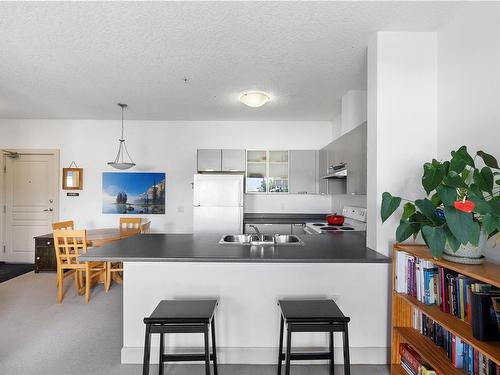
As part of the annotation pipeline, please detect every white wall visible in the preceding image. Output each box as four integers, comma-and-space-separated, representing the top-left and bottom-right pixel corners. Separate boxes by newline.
438, 5, 500, 261
0, 120, 332, 233
367, 32, 438, 257
341, 90, 367, 135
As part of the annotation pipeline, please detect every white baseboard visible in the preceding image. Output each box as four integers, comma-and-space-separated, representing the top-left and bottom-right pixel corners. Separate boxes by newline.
121, 346, 389, 365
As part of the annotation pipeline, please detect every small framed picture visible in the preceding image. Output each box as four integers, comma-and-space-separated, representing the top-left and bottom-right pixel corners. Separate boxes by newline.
63, 168, 83, 190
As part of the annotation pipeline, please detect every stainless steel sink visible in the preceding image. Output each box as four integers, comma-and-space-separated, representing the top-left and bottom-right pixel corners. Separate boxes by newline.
274, 235, 304, 245
219, 234, 252, 244
219, 234, 304, 246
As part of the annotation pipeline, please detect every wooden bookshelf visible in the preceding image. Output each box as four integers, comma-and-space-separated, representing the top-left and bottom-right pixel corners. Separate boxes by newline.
391, 364, 408, 375
391, 244, 500, 374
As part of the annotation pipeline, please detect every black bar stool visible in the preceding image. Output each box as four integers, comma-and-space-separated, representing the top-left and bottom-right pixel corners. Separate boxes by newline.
277, 299, 351, 375
143, 299, 218, 375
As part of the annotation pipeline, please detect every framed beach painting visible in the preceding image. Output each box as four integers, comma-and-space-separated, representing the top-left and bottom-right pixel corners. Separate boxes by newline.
102, 172, 166, 214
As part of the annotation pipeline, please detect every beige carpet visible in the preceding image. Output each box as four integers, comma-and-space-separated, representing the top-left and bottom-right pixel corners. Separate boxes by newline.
0, 272, 389, 375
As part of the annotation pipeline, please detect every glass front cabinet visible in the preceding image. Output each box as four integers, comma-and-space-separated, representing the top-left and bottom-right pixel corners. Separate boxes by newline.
246, 150, 289, 193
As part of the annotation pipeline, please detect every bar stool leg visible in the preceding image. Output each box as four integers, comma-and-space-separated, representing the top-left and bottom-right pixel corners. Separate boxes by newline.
329, 328, 335, 375
142, 324, 151, 375
277, 316, 284, 375
204, 323, 211, 375
159, 332, 164, 375
285, 324, 292, 375
211, 318, 218, 375
342, 323, 350, 375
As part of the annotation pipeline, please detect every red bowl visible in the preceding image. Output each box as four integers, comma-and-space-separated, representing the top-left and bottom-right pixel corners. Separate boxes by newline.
326, 215, 344, 226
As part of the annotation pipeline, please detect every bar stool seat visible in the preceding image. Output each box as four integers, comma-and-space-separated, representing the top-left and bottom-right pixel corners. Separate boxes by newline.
143, 299, 218, 375
277, 300, 351, 375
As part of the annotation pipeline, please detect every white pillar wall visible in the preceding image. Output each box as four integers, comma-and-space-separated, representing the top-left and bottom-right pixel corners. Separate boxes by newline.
366, 32, 438, 257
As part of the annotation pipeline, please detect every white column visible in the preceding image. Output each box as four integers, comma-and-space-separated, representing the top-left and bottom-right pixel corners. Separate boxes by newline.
367, 32, 438, 256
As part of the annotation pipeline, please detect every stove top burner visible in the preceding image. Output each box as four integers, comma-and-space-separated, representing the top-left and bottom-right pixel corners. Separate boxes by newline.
312, 223, 325, 226
320, 227, 339, 231
340, 227, 354, 230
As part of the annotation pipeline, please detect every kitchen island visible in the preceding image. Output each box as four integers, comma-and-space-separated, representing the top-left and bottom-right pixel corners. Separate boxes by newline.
80, 232, 391, 365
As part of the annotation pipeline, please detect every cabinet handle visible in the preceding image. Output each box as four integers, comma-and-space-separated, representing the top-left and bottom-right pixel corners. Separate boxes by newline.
47, 242, 51, 245
36, 257, 40, 260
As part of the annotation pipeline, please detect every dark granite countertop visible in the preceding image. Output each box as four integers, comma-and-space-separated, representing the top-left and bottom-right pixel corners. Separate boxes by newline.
79, 232, 390, 264
243, 213, 327, 224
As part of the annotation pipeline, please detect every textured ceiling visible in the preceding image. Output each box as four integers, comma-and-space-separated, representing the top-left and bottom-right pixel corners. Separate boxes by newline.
0, 1, 463, 121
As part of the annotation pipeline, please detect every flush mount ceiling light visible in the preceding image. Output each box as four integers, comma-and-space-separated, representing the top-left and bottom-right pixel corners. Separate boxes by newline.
239, 91, 270, 108
107, 103, 136, 170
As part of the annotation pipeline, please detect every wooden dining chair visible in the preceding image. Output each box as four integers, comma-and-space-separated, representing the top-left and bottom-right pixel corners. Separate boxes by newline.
52, 220, 74, 231
52, 220, 75, 288
119, 217, 142, 233
105, 217, 143, 292
53, 229, 106, 303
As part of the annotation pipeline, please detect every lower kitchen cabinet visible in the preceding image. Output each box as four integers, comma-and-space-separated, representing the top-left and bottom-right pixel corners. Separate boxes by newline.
244, 223, 292, 235
34, 236, 56, 272
291, 223, 307, 235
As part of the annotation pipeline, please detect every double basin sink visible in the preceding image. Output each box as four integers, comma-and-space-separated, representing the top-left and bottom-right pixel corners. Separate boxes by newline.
219, 234, 304, 246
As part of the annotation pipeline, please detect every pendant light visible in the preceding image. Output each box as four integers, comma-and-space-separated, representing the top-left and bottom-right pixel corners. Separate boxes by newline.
107, 103, 136, 170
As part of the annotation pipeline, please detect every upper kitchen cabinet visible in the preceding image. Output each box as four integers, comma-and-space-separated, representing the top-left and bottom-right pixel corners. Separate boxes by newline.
246, 150, 289, 193
343, 123, 366, 195
197, 149, 246, 172
222, 149, 246, 172
197, 149, 221, 172
289, 150, 318, 194
320, 122, 367, 195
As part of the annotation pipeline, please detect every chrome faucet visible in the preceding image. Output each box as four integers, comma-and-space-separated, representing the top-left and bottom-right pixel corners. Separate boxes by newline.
249, 225, 261, 234
248, 225, 263, 240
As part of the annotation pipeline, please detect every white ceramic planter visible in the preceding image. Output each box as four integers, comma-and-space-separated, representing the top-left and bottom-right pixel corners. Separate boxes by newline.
442, 230, 487, 264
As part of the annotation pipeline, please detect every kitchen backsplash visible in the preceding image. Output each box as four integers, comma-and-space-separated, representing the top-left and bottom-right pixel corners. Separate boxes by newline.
244, 194, 331, 213
331, 194, 367, 214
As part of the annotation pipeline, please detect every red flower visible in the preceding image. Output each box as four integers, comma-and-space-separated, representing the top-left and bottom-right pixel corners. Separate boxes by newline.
454, 200, 475, 213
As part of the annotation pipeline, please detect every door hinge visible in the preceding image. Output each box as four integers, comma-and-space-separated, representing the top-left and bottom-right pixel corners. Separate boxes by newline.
2, 245, 5, 253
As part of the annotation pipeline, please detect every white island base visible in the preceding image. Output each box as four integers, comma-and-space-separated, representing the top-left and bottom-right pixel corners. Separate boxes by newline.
121, 261, 390, 365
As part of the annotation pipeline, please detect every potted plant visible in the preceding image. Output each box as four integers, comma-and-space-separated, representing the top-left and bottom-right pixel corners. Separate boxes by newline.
381, 146, 500, 263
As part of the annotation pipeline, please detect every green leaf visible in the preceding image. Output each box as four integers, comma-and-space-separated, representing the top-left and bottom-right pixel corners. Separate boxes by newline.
444, 225, 461, 251
431, 193, 442, 207
483, 213, 499, 236
444, 206, 474, 245
477, 150, 499, 169
474, 167, 494, 194
470, 221, 480, 246
490, 197, 500, 212
468, 184, 484, 200
380, 192, 401, 223
422, 161, 446, 195
471, 199, 493, 215
450, 146, 475, 173
443, 171, 468, 190
421, 225, 446, 258
436, 185, 457, 206
415, 198, 438, 222
401, 202, 416, 221
396, 221, 418, 242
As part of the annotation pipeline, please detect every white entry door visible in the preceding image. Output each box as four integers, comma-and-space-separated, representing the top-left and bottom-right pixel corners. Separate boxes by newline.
2, 152, 59, 263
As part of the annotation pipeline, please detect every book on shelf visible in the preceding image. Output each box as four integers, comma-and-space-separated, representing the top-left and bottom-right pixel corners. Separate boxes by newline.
411, 306, 499, 374
399, 343, 437, 375
396, 250, 500, 337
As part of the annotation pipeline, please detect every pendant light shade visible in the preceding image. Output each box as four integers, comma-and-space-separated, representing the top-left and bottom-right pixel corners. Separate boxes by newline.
108, 103, 136, 170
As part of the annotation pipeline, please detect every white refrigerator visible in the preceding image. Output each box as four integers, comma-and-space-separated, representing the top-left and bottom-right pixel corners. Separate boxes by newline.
193, 174, 244, 234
